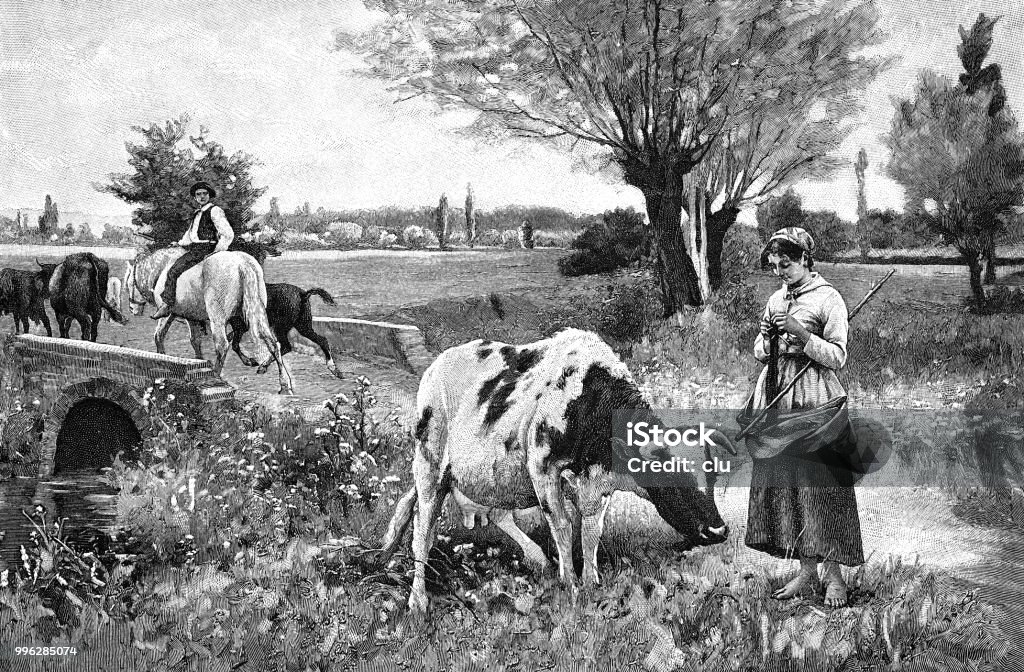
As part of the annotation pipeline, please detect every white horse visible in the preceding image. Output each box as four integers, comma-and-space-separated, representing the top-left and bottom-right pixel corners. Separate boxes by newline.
125, 248, 294, 394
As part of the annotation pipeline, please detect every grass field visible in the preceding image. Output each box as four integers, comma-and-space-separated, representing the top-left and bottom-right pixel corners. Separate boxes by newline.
2, 248, 1023, 670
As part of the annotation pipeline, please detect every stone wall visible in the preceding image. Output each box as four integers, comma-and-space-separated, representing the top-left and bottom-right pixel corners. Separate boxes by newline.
292, 317, 434, 375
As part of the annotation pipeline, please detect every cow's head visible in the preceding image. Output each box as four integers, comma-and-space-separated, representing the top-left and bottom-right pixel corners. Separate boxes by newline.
35, 260, 58, 297
634, 422, 736, 546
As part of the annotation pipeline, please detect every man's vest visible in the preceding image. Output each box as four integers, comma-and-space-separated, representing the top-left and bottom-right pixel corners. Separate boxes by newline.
194, 206, 221, 243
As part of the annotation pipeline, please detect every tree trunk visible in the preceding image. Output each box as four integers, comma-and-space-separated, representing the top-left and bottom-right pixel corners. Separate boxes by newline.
706, 206, 740, 291
642, 188, 704, 314
967, 255, 988, 313
683, 186, 712, 301
983, 243, 997, 284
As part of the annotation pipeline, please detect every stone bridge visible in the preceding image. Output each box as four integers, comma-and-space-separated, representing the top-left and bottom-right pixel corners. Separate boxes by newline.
0, 334, 234, 477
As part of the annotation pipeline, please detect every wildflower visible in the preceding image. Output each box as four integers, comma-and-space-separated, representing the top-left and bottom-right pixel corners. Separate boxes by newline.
167, 394, 175, 402
32, 399, 40, 407
357, 375, 371, 387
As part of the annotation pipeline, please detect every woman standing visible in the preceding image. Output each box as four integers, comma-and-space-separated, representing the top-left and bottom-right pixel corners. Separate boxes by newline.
741, 227, 863, 607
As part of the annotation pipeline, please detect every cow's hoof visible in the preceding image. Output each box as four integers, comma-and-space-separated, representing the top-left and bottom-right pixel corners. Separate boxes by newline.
278, 387, 295, 396
256, 365, 269, 375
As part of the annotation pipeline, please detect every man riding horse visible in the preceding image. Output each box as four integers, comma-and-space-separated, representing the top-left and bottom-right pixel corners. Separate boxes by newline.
150, 181, 234, 320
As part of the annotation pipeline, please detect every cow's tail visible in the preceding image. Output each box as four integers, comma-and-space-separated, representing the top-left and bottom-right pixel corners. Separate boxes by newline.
301, 287, 335, 306
376, 486, 417, 567
89, 257, 128, 324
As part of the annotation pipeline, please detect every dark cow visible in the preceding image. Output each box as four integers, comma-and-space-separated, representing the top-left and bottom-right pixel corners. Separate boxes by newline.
0, 261, 57, 336
226, 284, 342, 379
377, 328, 736, 612
49, 252, 127, 341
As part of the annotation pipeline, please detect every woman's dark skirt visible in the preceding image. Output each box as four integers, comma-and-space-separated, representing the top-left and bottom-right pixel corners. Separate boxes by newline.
745, 448, 865, 566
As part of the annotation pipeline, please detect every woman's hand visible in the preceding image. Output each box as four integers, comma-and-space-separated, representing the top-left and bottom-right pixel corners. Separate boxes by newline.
772, 313, 810, 343
759, 317, 773, 339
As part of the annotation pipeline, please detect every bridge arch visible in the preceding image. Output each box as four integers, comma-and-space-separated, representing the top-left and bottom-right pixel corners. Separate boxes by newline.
0, 334, 234, 477
46, 378, 149, 473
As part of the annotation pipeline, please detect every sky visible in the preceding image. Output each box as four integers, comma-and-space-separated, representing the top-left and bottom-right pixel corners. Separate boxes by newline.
1, 0, 1023, 224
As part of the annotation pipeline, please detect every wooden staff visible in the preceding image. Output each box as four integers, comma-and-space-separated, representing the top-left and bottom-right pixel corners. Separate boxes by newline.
736, 268, 897, 441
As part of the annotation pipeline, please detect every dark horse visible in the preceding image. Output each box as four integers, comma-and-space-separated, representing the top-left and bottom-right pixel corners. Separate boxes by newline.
227, 284, 342, 379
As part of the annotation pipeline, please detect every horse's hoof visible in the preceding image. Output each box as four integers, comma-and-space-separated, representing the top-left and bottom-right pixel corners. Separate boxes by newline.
256, 366, 268, 375
279, 387, 295, 396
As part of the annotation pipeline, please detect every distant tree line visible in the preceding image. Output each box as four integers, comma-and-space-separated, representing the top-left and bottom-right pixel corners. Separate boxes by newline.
264, 202, 600, 238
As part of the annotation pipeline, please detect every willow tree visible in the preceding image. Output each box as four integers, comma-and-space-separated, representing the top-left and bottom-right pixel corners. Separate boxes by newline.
337, 0, 886, 310
885, 72, 1024, 311
885, 15, 1024, 312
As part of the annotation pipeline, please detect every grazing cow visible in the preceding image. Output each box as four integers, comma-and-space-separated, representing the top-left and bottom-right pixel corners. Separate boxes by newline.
0, 261, 57, 336
226, 284, 343, 379
48, 252, 127, 341
102, 276, 123, 322
377, 328, 736, 612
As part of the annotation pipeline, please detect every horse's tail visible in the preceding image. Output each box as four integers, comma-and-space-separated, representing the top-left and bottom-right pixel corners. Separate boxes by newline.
239, 257, 275, 354
301, 287, 335, 306
88, 255, 128, 325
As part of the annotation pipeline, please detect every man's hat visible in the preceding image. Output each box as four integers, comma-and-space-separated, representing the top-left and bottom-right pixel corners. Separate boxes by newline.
190, 181, 217, 198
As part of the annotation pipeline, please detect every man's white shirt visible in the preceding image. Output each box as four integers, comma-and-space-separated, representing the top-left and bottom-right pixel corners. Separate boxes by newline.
178, 203, 234, 252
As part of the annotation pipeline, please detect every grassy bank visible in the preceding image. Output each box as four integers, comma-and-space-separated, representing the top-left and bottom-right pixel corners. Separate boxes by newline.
2, 368, 1018, 670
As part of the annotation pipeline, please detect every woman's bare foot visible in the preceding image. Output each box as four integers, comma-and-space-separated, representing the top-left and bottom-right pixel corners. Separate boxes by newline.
772, 570, 820, 600
822, 562, 848, 607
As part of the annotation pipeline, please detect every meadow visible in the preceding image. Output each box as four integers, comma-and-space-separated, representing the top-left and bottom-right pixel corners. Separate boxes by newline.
1, 248, 1022, 670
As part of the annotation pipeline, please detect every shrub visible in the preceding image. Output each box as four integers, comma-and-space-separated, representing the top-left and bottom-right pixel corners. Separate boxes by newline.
326, 221, 363, 244
476, 228, 503, 246
558, 249, 620, 276
534, 229, 576, 248
500, 229, 521, 249
802, 210, 855, 262
448, 230, 467, 246
720, 224, 762, 285
596, 273, 664, 342
402, 225, 439, 249
362, 224, 384, 244
557, 207, 649, 276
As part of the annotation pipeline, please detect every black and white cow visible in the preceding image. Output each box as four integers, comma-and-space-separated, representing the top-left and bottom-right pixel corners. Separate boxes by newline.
377, 328, 736, 612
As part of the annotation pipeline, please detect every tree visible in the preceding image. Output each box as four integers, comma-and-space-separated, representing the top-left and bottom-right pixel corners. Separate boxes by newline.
435, 193, 450, 249
98, 115, 268, 247
267, 197, 282, 225
755, 188, 805, 243
855, 148, 870, 261
957, 14, 1009, 283
884, 15, 1024, 311
38, 194, 59, 234
337, 0, 888, 314
465, 184, 477, 248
